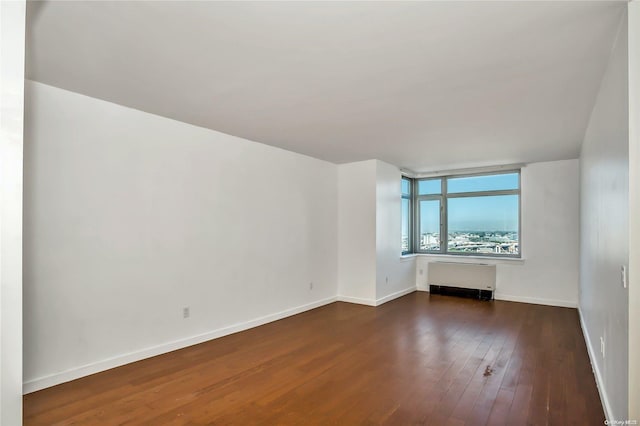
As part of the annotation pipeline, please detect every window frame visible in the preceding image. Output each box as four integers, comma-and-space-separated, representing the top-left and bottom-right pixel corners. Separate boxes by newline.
401, 176, 413, 255
414, 177, 444, 254
408, 169, 521, 258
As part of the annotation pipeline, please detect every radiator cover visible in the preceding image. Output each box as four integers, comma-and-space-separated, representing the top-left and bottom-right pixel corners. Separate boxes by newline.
427, 262, 496, 291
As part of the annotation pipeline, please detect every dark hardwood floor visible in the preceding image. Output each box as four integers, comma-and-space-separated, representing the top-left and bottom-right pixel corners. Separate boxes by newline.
24, 292, 604, 425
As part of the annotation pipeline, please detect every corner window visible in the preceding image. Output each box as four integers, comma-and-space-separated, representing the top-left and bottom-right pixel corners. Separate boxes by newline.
401, 177, 412, 255
402, 170, 520, 257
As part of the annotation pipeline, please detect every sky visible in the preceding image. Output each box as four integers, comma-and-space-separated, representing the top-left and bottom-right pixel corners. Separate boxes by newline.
447, 195, 518, 232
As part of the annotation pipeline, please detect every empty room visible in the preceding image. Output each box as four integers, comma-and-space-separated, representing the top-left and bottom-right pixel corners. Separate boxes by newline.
1, 0, 639, 424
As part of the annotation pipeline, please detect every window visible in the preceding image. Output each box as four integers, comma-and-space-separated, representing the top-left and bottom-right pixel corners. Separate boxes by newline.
401, 177, 412, 254
402, 170, 520, 257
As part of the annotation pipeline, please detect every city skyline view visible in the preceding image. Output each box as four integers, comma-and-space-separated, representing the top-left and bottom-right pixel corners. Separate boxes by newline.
402, 230, 519, 255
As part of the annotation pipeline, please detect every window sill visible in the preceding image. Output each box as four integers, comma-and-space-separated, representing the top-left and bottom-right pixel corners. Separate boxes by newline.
399, 254, 418, 261
409, 253, 525, 265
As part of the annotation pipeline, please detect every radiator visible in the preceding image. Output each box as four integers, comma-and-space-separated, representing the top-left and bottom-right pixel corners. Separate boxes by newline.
427, 262, 496, 291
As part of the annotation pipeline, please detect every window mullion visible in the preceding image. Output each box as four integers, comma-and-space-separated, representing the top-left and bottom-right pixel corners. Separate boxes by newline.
445, 189, 519, 198
441, 178, 447, 254
412, 179, 419, 253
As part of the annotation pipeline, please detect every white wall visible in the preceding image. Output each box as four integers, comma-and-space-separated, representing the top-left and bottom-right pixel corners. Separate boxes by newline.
375, 161, 416, 302
337, 160, 377, 304
23, 81, 339, 392
0, 1, 25, 424
416, 159, 580, 308
337, 160, 417, 306
628, 2, 639, 420
579, 14, 629, 422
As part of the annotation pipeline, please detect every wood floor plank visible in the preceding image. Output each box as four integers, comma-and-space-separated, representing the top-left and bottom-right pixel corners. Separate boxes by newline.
23, 293, 605, 425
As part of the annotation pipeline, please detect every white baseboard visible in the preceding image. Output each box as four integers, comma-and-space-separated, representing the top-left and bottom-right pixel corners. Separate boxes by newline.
494, 293, 577, 308
336, 295, 377, 306
578, 307, 613, 423
416, 286, 575, 308
376, 287, 416, 305
338, 287, 417, 307
23, 296, 337, 394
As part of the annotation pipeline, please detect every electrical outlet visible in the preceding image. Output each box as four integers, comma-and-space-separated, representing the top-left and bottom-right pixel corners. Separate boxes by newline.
600, 336, 605, 358
622, 265, 627, 289
419, 269, 424, 275
309, 282, 313, 290
183, 307, 190, 319
385, 276, 389, 284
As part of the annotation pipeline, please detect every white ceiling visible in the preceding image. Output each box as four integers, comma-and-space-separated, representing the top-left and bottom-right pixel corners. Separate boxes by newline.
26, 1, 625, 172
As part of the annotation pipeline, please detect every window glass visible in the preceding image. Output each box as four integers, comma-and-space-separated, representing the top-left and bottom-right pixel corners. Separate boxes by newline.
418, 179, 441, 195
419, 199, 440, 251
402, 198, 410, 253
401, 178, 411, 196
447, 195, 519, 255
447, 173, 519, 194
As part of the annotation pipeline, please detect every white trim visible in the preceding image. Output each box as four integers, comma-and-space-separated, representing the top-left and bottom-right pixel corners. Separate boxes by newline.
494, 293, 577, 308
338, 287, 417, 307
375, 287, 416, 306
23, 296, 337, 394
399, 254, 417, 262
336, 295, 377, 306
416, 285, 429, 292
578, 307, 613, 423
